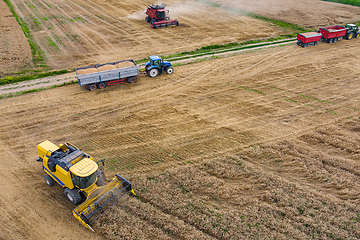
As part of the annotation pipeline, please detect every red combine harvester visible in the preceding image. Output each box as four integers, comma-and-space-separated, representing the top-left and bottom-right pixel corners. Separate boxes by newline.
145, 3, 179, 29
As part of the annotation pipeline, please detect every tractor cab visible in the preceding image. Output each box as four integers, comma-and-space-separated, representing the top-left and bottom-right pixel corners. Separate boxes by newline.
145, 55, 174, 78
346, 24, 358, 31
149, 55, 162, 67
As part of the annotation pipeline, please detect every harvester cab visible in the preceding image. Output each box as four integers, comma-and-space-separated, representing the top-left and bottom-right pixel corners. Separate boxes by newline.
145, 55, 174, 78
345, 24, 360, 39
36, 140, 135, 232
145, 3, 179, 29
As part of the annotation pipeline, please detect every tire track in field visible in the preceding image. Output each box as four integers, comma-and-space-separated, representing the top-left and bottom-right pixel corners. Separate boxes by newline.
71, 0, 142, 45
31, 0, 77, 49
20, 0, 70, 56
43, 0, 112, 51
33, 0, 91, 52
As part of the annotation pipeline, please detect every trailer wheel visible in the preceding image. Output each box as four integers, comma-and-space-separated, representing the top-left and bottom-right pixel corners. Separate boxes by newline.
148, 68, 159, 78
88, 84, 97, 91
328, 38, 333, 43
97, 82, 106, 89
44, 175, 55, 186
333, 37, 338, 43
64, 188, 81, 205
165, 67, 174, 74
314, 41, 318, 46
127, 77, 137, 83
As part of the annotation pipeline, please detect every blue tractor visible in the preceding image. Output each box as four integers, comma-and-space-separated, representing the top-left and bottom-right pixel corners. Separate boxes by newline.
145, 55, 174, 77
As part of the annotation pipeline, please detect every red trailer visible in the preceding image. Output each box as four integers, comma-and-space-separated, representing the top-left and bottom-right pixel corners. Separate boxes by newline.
319, 25, 347, 43
297, 32, 322, 47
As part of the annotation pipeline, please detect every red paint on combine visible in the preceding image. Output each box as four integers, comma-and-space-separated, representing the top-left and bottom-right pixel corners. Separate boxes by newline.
145, 3, 179, 29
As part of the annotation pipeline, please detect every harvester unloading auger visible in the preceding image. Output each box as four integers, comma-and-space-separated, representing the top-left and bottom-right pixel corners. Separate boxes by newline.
36, 140, 136, 231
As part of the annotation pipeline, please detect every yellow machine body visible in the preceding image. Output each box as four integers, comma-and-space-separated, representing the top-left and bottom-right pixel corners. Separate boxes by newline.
37, 140, 135, 232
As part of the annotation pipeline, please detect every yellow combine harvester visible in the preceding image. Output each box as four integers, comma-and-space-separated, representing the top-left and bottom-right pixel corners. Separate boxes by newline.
36, 140, 135, 231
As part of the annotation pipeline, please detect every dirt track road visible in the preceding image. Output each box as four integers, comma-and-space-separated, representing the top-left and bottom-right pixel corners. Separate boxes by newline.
1, 38, 360, 238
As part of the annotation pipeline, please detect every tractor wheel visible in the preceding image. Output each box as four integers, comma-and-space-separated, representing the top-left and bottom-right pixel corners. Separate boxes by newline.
165, 67, 174, 74
88, 84, 97, 91
127, 77, 137, 83
147, 68, 159, 78
97, 82, 106, 89
346, 33, 354, 40
64, 188, 81, 205
356, 33, 360, 38
44, 175, 55, 186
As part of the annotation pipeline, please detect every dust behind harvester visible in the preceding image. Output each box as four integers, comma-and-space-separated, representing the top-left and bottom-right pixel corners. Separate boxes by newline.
145, 3, 179, 29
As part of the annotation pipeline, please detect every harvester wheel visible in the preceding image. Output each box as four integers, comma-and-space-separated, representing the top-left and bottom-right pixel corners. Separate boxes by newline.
127, 77, 137, 83
145, 16, 150, 23
147, 68, 159, 78
44, 175, 55, 186
96, 176, 105, 186
64, 188, 81, 205
165, 67, 174, 74
98, 82, 106, 89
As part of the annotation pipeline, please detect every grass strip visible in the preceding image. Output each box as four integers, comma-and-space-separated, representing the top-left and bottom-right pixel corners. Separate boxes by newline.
0, 80, 77, 99
136, 38, 295, 64
3, 0, 44, 65
320, 0, 360, 7
0, 69, 70, 86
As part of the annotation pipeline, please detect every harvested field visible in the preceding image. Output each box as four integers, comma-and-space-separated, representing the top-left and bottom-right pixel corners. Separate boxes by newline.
2, 0, 360, 239
209, 0, 360, 28
2, 0, 285, 73
1, 37, 360, 239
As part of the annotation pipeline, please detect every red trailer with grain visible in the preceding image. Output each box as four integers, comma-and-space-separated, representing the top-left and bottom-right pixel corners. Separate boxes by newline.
297, 24, 359, 47
297, 32, 322, 47
319, 25, 348, 43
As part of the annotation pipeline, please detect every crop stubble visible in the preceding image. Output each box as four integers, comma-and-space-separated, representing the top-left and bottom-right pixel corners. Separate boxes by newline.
0, 37, 360, 239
